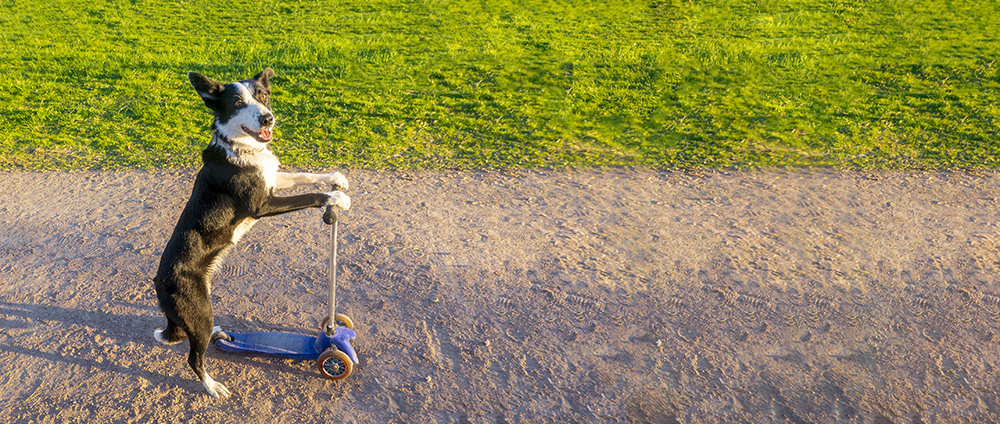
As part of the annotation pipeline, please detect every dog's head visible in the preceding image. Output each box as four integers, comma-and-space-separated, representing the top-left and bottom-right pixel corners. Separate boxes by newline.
188, 68, 276, 146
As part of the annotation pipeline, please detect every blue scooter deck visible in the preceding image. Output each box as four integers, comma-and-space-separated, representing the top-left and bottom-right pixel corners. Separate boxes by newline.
214, 328, 358, 363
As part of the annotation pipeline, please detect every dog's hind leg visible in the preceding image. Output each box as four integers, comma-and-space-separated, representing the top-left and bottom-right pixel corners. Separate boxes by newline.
188, 319, 231, 399
154, 319, 187, 345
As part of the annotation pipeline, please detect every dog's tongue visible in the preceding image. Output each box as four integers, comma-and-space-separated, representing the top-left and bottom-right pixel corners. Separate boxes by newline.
260, 128, 272, 141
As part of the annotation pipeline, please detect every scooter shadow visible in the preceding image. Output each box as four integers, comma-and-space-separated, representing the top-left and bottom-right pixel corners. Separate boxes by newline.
0, 300, 179, 389
0, 300, 162, 348
0, 300, 331, 394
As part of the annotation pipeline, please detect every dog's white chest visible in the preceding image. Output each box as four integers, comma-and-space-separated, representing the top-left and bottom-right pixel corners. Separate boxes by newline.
217, 138, 281, 190
255, 150, 280, 189
258, 152, 278, 189
232, 218, 258, 243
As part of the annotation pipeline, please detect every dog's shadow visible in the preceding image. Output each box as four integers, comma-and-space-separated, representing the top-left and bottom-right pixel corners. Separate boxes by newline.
0, 301, 326, 396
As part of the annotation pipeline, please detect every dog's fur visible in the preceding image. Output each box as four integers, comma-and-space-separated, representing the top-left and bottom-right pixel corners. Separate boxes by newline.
153, 68, 350, 398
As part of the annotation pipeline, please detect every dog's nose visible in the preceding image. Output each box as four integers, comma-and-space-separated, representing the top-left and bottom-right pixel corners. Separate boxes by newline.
259, 114, 274, 128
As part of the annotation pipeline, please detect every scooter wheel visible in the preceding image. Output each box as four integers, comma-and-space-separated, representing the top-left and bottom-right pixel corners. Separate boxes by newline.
317, 349, 353, 380
211, 330, 233, 345
320, 313, 355, 330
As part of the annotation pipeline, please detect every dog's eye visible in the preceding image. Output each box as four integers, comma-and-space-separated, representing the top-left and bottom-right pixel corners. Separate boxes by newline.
235, 99, 245, 108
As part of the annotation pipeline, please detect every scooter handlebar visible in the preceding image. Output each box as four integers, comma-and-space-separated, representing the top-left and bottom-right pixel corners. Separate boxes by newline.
323, 204, 337, 225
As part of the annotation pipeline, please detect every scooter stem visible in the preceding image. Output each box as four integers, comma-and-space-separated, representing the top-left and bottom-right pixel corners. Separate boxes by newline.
323, 205, 338, 337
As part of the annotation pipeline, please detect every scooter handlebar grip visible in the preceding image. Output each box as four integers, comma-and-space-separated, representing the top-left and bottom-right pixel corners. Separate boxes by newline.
323, 205, 337, 225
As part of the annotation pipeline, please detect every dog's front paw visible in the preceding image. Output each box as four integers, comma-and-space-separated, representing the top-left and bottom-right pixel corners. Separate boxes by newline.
322, 172, 349, 191
325, 191, 351, 211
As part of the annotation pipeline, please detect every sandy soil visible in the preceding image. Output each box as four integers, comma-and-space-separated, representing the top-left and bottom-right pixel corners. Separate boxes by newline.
1, 169, 999, 423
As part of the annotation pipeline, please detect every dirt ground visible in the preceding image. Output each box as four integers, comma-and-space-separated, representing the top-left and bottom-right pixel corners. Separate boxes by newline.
1, 168, 1000, 423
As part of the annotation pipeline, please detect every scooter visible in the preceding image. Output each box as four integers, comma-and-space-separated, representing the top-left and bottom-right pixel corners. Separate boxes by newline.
211, 204, 358, 380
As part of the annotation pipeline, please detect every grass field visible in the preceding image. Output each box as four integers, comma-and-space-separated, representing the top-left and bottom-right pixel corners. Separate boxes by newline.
1, 0, 998, 171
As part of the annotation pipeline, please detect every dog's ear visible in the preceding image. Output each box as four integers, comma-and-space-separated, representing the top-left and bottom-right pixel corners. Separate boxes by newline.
253, 68, 275, 88
188, 72, 225, 110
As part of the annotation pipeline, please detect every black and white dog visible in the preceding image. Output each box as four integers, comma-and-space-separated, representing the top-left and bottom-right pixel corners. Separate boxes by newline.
153, 68, 350, 398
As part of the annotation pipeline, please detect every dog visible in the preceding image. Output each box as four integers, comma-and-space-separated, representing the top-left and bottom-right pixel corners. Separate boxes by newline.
153, 68, 350, 398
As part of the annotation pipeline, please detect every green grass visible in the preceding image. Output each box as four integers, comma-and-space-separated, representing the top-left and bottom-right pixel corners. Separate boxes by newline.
1, 0, 998, 171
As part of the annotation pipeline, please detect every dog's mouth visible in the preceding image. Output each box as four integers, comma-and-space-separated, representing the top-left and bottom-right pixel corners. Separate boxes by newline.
242, 125, 273, 143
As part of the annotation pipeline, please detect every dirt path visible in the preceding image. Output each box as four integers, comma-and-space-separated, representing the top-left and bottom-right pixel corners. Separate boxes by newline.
1, 169, 999, 423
